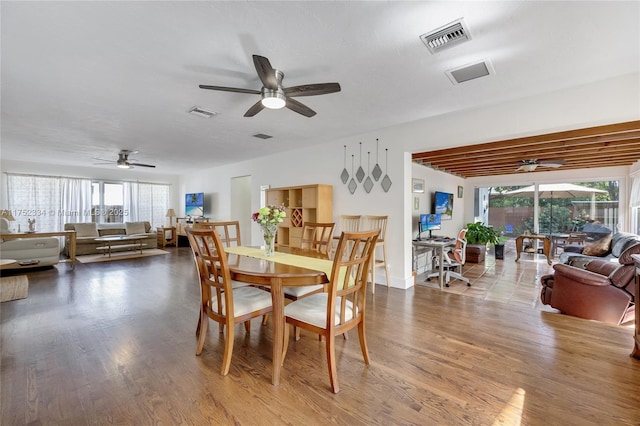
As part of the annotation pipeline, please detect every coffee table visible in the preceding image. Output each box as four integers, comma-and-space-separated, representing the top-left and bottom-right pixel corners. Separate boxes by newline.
95, 235, 147, 257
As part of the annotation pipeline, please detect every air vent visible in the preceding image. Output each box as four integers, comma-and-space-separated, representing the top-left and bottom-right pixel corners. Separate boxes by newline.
253, 133, 273, 140
189, 106, 217, 118
445, 59, 495, 84
420, 18, 471, 54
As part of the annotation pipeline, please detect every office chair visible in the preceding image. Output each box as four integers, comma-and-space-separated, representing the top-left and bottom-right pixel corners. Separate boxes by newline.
425, 228, 470, 287
443, 228, 470, 287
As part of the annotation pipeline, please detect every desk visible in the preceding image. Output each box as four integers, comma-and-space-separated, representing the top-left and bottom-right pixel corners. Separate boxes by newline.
412, 239, 456, 289
0, 230, 77, 269
224, 246, 330, 385
515, 235, 551, 265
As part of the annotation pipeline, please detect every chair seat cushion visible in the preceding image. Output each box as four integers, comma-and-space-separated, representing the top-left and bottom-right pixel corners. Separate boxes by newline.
285, 293, 354, 328
283, 284, 324, 298
214, 286, 272, 317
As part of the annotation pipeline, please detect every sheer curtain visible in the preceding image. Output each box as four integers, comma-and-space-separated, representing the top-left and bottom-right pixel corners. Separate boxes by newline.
6, 174, 92, 249
123, 182, 170, 227
630, 173, 640, 234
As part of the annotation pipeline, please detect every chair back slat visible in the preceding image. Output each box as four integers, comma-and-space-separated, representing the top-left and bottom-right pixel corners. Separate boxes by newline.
301, 222, 335, 256
186, 228, 234, 320
194, 221, 241, 247
364, 215, 388, 242
328, 230, 379, 327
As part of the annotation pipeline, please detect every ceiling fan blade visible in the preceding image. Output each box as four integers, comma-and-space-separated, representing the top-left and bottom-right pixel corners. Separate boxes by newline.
285, 98, 316, 117
92, 157, 115, 163
244, 100, 265, 117
284, 83, 341, 97
539, 160, 566, 168
252, 55, 278, 90
199, 85, 260, 95
128, 162, 156, 168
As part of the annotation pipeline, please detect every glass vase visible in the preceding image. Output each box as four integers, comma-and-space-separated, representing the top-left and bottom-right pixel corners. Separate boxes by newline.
262, 224, 278, 257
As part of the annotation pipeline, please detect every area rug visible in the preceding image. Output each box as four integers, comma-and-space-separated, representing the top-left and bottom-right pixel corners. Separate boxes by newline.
77, 249, 169, 264
0, 275, 29, 302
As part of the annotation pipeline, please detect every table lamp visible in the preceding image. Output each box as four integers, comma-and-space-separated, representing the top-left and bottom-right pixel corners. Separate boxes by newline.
165, 208, 176, 226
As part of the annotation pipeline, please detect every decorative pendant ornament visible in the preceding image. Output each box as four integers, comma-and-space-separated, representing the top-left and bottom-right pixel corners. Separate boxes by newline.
372, 138, 383, 181
363, 151, 374, 193
356, 142, 365, 183
340, 145, 349, 184
348, 154, 357, 194
381, 148, 392, 192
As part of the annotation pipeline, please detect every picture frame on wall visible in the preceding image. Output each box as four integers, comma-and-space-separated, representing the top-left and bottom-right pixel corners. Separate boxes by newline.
458, 185, 464, 198
412, 178, 425, 193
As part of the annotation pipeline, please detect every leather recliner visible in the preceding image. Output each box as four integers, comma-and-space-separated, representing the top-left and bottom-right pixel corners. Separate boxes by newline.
540, 258, 635, 325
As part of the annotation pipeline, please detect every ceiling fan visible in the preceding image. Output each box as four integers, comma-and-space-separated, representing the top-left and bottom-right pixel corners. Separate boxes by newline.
199, 54, 341, 117
516, 159, 566, 172
93, 150, 156, 169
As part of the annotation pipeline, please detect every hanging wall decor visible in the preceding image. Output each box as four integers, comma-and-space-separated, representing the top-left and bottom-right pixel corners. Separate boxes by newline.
363, 151, 374, 193
340, 145, 349, 184
380, 148, 392, 192
372, 138, 383, 181
348, 154, 357, 194
356, 142, 365, 183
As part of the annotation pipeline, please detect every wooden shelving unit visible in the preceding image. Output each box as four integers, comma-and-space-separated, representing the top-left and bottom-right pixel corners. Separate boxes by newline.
266, 184, 333, 248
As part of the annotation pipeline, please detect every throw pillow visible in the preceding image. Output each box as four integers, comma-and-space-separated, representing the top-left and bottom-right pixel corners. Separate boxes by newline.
581, 233, 612, 256
125, 222, 147, 235
74, 223, 98, 237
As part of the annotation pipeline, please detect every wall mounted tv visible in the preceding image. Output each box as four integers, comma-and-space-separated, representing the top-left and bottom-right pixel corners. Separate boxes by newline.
185, 192, 205, 217
433, 191, 454, 220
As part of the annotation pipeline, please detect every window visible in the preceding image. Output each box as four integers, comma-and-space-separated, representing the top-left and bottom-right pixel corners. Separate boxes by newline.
482, 180, 619, 237
92, 181, 125, 223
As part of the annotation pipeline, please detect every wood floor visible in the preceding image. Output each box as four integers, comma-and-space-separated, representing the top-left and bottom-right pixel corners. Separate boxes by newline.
2, 246, 639, 425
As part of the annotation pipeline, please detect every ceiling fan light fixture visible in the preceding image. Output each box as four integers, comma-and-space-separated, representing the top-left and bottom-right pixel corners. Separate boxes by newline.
261, 89, 286, 109
117, 162, 130, 169
522, 164, 537, 172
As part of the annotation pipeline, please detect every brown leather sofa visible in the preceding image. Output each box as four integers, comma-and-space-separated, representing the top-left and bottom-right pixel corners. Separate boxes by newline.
540, 259, 635, 325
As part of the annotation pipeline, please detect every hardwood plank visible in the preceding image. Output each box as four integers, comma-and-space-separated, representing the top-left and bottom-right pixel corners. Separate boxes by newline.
1, 248, 638, 425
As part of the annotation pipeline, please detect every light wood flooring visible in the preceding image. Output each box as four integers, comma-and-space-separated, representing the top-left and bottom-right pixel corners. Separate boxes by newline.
1, 245, 639, 425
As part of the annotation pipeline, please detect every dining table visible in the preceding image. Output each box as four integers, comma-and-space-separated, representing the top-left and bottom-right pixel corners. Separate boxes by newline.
223, 245, 332, 385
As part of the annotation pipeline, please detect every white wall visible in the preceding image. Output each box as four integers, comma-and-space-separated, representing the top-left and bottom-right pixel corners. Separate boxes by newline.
178, 73, 639, 290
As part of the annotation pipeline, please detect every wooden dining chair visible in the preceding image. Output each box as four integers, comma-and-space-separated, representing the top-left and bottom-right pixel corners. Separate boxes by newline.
300, 222, 335, 257
186, 227, 273, 375
364, 215, 390, 293
282, 229, 379, 393
332, 215, 361, 250
195, 221, 241, 248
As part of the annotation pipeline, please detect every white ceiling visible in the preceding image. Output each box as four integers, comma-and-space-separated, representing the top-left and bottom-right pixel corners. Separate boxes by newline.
2, 1, 638, 175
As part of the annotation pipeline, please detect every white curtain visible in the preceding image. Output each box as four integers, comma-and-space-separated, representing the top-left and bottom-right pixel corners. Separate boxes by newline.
123, 181, 170, 228
60, 178, 92, 226
630, 174, 640, 208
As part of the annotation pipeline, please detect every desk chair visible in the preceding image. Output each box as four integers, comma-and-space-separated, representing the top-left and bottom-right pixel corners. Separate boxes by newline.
365, 215, 390, 293
443, 229, 470, 287
426, 229, 470, 287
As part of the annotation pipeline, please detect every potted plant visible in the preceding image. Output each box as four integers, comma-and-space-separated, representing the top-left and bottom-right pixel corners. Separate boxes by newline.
465, 222, 500, 245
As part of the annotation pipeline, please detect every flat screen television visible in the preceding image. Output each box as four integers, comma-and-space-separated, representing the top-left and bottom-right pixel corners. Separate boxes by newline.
433, 191, 454, 220
419, 213, 442, 239
185, 192, 205, 217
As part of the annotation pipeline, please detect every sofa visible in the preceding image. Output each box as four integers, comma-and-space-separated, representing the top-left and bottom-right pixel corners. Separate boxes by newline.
0, 218, 60, 269
558, 231, 640, 266
541, 232, 640, 325
64, 222, 157, 256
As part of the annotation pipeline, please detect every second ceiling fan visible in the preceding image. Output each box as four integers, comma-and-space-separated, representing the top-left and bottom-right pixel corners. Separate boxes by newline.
199, 54, 341, 118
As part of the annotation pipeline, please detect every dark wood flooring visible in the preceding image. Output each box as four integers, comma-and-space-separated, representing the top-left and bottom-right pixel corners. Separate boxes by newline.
2, 247, 639, 425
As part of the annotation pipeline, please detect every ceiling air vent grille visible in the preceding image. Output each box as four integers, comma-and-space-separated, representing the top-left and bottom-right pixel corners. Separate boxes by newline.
420, 18, 471, 54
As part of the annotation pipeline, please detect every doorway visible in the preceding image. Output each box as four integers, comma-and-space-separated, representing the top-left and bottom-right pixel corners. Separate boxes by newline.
230, 175, 251, 246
